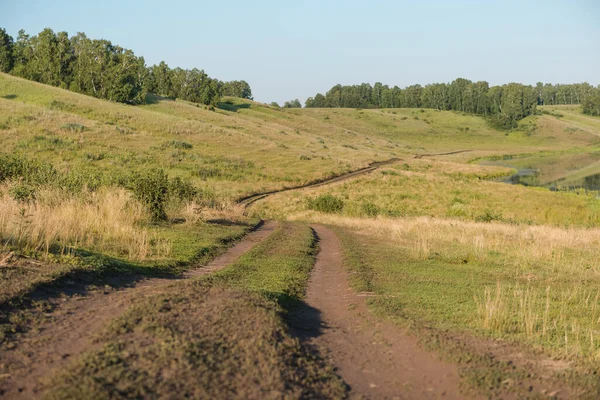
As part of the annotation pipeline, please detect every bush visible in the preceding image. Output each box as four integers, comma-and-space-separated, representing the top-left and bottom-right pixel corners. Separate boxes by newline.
475, 210, 503, 223
169, 176, 197, 202
131, 169, 170, 221
9, 183, 36, 203
307, 194, 344, 214
361, 202, 379, 217
164, 140, 193, 150
0, 155, 58, 185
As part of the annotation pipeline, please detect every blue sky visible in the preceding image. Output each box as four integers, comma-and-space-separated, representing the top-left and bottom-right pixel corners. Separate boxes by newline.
1, 0, 599, 104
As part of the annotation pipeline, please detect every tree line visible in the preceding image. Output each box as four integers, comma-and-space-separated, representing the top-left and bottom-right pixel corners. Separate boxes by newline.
305, 79, 600, 127
0, 27, 252, 105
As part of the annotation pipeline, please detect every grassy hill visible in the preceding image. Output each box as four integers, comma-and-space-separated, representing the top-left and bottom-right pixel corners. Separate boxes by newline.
2, 73, 598, 203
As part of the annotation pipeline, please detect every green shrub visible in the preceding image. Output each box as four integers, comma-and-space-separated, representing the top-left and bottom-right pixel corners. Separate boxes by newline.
169, 176, 197, 202
164, 140, 193, 150
131, 169, 170, 221
475, 210, 503, 223
0, 155, 58, 185
361, 202, 379, 217
307, 194, 344, 214
9, 184, 36, 203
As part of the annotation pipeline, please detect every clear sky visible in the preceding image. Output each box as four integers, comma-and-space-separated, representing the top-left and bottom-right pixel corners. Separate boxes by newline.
1, 0, 599, 104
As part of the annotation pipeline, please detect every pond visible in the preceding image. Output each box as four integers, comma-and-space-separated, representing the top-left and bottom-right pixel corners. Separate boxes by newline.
481, 152, 600, 193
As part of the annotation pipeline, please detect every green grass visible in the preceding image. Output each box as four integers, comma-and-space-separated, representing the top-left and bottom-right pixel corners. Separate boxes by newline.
255, 158, 600, 227
206, 222, 317, 308
0, 73, 403, 201
2, 73, 597, 203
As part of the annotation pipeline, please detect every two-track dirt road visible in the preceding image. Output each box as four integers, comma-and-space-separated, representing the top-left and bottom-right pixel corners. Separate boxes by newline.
1, 157, 476, 399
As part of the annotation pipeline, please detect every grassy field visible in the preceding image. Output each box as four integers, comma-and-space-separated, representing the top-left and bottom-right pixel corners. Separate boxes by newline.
6, 71, 587, 284
255, 158, 600, 227
4, 72, 600, 397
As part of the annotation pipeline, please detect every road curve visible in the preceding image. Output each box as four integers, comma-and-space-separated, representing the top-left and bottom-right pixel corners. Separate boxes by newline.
238, 158, 401, 208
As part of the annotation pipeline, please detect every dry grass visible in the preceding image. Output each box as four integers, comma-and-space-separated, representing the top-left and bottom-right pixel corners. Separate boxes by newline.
0, 184, 171, 260
255, 158, 600, 227
294, 214, 600, 272
289, 212, 600, 359
178, 199, 245, 224
475, 283, 600, 359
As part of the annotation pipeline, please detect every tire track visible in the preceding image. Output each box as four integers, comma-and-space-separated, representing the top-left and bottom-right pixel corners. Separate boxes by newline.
289, 225, 464, 399
414, 150, 473, 159
0, 221, 278, 399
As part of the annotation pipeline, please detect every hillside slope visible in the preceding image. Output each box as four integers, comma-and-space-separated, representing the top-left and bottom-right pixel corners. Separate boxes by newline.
3, 73, 596, 201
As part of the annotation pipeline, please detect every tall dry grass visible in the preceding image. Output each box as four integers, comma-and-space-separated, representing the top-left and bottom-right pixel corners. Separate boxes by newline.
474, 283, 600, 358
0, 184, 171, 260
297, 213, 600, 272
178, 199, 245, 224
293, 212, 600, 358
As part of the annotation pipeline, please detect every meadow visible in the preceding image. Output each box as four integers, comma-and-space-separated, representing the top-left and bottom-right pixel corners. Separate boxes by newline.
3, 71, 600, 397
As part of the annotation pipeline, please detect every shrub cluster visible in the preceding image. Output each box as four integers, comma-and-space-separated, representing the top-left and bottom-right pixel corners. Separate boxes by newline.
307, 194, 345, 214
0, 155, 200, 222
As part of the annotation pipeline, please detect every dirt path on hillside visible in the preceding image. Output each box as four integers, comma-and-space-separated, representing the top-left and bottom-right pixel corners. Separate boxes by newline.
0, 221, 278, 399
414, 150, 473, 159
290, 225, 465, 399
238, 158, 401, 207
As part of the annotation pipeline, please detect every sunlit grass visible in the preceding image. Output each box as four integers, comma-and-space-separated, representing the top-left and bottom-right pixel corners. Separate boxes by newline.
255, 158, 600, 227
291, 213, 600, 362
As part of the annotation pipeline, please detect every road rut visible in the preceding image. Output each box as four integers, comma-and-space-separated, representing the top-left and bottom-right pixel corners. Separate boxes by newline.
290, 225, 464, 399
0, 221, 278, 399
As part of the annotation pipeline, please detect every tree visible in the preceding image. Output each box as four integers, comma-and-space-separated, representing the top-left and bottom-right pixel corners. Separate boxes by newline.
269, 101, 280, 108
0, 28, 14, 73
56, 31, 74, 88
283, 99, 302, 108
371, 82, 383, 108
305, 94, 327, 108
582, 86, 600, 116
305, 79, 543, 127
148, 61, 173, 97
221, 80, 253, 99
12, 29, 32, 78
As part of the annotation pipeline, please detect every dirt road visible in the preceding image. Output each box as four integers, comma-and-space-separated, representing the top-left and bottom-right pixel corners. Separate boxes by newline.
290, 225, 464, 399
238, 158, 401, 207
